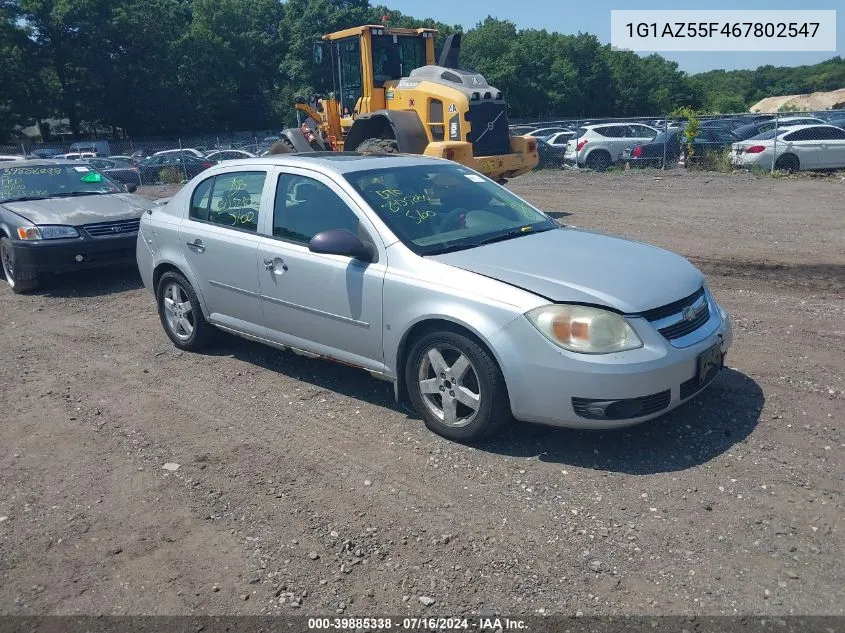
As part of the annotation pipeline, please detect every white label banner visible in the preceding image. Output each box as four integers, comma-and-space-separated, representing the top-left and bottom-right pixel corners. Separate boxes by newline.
611, 10, 837, 51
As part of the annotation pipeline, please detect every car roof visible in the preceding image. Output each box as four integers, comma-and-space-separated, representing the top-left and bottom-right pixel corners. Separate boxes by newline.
205, 152, 451, 175
772, 124, 834, 134
0, 158, 88, 168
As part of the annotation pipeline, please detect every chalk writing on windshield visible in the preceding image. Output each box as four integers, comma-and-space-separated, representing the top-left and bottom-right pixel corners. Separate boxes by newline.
0, 167, 62, 176
371, 189, 437, 224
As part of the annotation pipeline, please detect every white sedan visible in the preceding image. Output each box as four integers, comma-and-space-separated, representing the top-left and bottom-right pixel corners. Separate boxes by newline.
731, 124, 845, 171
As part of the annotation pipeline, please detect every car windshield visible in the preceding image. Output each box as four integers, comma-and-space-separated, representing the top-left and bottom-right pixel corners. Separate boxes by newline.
345, 164, 558, 255
0, 164, 121, 202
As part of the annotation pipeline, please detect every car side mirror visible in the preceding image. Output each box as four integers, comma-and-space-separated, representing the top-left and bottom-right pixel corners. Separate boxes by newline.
125, 183, 137, 193
309, 229, 374, 262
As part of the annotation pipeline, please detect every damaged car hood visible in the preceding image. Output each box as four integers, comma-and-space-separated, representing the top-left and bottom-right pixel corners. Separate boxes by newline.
429, 227, 704, 314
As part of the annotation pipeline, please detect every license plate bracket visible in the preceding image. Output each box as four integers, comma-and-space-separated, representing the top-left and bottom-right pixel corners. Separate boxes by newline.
697, 342, 724, 386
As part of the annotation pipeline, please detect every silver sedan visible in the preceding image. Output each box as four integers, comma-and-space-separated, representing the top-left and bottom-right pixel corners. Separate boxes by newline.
136, 154, 732, 442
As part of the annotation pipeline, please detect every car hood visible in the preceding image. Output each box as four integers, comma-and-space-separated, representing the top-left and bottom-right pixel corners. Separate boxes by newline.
429, 227, 704, 313
1, 193, 154, 226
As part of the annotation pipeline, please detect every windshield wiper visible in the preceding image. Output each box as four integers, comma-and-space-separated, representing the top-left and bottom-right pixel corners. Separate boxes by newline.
1, 195, 51, 203
425, 226, 553, 255
54, 191, 109, 197
475, 225, 554, 246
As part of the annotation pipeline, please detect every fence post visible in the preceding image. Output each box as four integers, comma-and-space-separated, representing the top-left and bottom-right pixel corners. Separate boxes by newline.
662, 118, 668, 170
771, 113, 778, 174
572, 117, 580, 170
178, 138, 188, 182
21, 143, 26, 157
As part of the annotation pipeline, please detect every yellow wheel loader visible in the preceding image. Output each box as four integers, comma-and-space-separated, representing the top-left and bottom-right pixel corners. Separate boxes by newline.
281, 24, 538, 182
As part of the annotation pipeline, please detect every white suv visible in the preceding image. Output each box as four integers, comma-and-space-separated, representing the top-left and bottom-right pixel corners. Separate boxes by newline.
565, 123, 659, 170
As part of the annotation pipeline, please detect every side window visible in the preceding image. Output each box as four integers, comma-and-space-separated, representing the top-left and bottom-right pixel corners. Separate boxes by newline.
823, 127, 845, 139
783, 129, 812, 142
633, 125, 657, 138
189, 177, 215, 221
272, 173, 360, 245
595, 127, 617, 138
429, 99, 445, 141
206, 171, 265, 232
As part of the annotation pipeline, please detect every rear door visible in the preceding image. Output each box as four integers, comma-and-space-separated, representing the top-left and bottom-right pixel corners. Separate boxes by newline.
781, 128, 822, 169
814, 126, 845, 168
179, 169, 272, 337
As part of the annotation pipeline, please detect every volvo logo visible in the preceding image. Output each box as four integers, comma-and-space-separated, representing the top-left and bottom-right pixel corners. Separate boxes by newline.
487, 122, 495, 131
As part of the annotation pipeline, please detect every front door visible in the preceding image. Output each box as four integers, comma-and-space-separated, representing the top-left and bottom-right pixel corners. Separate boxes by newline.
257, 168, 387, 372
179, 170, 271, 336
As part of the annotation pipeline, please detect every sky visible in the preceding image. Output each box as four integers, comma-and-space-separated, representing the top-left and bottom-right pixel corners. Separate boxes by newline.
383, 0, 843, 74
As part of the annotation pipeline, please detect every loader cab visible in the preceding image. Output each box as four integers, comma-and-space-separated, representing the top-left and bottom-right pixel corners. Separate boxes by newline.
318, 26, 436, 118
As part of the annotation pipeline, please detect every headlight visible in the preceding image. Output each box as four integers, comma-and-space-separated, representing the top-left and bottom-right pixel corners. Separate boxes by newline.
39, 225, 79, 239
525, 304, 643, 354
17, 225, 79, 240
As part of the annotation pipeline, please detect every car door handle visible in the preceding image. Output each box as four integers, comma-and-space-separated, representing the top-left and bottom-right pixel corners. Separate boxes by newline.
264, 258, 288, 271
186, 239, 205, 252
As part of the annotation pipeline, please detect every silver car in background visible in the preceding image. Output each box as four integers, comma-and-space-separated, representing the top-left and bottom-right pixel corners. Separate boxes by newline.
136, 154, 732, 442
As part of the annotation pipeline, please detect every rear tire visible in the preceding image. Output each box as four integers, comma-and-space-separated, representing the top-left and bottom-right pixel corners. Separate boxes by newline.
156, 271, 213, 351
775, 153, 799, 172
356, 138, 399, 154
1, 236, 40, 294
405, 330, 511, 442
586, 150, 611, 171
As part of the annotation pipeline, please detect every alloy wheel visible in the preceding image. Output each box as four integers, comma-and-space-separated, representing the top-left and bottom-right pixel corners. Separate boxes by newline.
417, 345, 482, 428
162, 282, 194, 341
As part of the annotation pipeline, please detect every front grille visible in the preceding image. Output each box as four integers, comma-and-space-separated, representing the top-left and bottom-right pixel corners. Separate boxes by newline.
572, 390, 671, 421
680, 366, 720, 400
639, 287, 705, 321
466, 102, 511, 157
658, 303, 710, 340
83, 218, 140, 237
638, 286, 710, 341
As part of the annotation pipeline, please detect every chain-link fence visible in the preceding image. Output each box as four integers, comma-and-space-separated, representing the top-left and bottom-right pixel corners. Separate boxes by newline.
516, 110, 845, 174
3, 111, 844, 186
0, 131, 285, 187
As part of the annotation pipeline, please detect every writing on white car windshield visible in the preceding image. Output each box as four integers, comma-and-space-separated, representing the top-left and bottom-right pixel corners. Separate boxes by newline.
0, 164, 121, 202
345, 164, 557, 255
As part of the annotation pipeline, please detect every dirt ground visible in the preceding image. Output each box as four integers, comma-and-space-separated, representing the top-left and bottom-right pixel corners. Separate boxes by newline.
1, 169, 843, 617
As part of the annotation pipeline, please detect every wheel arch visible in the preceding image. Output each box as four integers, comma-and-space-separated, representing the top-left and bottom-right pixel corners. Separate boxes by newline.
345, 110, 429, 154
152, 260, 210, 317
393, 316, 509, 405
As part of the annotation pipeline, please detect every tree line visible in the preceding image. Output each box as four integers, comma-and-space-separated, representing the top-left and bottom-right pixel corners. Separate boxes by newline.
1, 0, 843, 143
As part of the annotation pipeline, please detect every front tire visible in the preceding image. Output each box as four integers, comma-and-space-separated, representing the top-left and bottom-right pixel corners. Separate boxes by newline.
405, 330, 511, 442
156, 271, 213, 350
1, 236, 39, 294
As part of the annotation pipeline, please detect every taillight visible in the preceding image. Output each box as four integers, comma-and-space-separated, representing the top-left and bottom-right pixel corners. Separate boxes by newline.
527, 140, 537, 152
201, 161, 215, 168
745, 146, 765, 154
631, 146, 643, 158
576, 139, 589, 151
445, 149, 455, 160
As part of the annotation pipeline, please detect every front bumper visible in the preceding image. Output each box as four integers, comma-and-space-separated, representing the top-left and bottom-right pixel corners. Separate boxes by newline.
11, 233, 138, 274
490, 300, 734, 429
